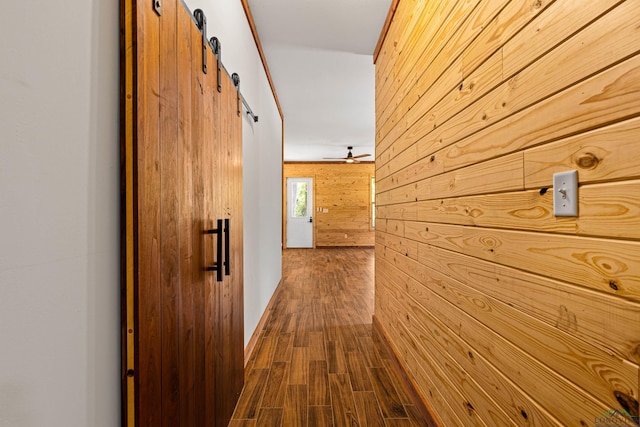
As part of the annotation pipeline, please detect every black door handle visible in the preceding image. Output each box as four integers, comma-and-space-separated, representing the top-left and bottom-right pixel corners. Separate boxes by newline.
224, 218, 230, 276
308, 216, 313, 223
205, 219, 223, 282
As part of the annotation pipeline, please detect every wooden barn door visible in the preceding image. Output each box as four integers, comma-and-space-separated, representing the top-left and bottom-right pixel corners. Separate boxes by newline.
121, 0, 244, 426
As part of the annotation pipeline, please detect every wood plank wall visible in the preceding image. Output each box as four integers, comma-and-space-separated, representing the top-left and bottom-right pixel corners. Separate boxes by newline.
283, 163, 375, 247
374, 0, 640, 425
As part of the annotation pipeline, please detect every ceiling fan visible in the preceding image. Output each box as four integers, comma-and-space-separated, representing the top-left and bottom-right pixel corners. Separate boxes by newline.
324, 146, 372, 163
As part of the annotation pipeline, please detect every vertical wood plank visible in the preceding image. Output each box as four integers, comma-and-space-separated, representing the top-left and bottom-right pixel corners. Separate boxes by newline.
230, 69, 246, 421
217, 68, 245, 426
176, 3, 194, 425
188, 14, 207, 427
203, 36, 219, 427
121, 0, 136, 423
136, 0, 162, 424
158, 0, 180, 423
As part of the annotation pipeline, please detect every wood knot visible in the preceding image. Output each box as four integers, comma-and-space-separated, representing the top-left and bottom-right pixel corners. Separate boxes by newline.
466, 402, 475, 414
430, 155, 435, 162
576, 152, 599, 169
539, 187, 548, 195
520, 409, 528, 420
614, 391, 639, 418
482, 113, 488, 120
609, 280, 619, 291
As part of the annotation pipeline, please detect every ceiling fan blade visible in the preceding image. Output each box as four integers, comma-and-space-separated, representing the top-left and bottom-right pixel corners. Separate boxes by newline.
352, 153, 372, 159
322, 157, 348, 160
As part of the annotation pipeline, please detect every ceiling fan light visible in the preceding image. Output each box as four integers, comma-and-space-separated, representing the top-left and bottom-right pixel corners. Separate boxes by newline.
345, 158, 355, 163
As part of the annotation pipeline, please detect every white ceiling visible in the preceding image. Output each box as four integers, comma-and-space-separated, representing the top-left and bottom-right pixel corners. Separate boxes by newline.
247, 0, 392, 161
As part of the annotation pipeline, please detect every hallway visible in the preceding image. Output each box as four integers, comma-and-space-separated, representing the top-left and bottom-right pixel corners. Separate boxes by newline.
230, 248, 432, 426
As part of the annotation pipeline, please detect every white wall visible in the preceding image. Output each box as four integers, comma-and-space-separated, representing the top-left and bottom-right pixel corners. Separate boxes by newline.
185, 0, 283, 346
0, 1, 281, 426
0, 1, 119, 426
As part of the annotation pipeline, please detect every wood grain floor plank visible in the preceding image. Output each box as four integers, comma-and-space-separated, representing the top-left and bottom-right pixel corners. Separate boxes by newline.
253, 334, 277, 369
232, 368, 269, 419
347, 351, 374, 392
309, 405, 335, 427
309, 360, 331, 406
329, 373, 361, 426
283, 384, 308, 427
256, 407, 284, 427
261, 361, 289, 408
404, 404, 434, 427
357, 337, 384, 369
354, 391, 386, 427
273, 332, 294, 363
368, 367, 408, 418
382, 359, 412, 405
327, 340, 348, 374
290, 347, 309, 385
308, 331, 326, 361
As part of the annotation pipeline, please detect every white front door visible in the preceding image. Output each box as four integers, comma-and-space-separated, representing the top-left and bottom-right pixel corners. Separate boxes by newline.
286, 177, 313, 248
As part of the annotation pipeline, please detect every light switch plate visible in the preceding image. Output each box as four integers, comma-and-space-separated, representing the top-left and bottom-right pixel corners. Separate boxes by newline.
553, 170, 578, 217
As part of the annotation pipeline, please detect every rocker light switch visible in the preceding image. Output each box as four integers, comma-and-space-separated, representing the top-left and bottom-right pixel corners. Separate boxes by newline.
553, 170, 578, 217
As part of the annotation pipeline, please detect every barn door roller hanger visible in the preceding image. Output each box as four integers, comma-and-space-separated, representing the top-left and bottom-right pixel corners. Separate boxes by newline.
192, 8, 259, 123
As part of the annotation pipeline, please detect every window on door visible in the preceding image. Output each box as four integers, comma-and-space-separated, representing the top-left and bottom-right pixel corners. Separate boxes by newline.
293, 182, 309, 217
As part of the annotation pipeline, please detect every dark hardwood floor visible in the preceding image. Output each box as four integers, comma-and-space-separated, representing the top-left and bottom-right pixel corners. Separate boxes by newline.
230, 248, 430, 427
